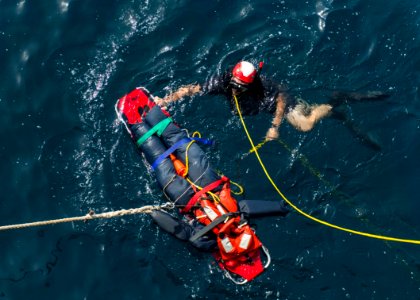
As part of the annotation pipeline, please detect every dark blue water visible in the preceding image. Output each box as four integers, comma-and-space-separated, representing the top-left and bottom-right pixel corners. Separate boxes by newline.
1, 0, 420, 299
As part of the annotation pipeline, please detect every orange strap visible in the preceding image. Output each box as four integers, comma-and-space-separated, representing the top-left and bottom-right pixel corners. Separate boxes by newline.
181, 176, 228, 213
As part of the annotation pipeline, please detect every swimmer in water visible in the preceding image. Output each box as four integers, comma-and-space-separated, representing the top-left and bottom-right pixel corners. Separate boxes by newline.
154, 60, 389, 143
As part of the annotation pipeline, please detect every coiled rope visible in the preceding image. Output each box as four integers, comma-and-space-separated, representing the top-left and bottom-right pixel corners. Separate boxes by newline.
233, 95, 420, 244
0, 203, 173, 232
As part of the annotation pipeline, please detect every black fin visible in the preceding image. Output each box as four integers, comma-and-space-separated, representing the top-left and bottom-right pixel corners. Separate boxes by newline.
331, 108, 382, 151
329, 91, 390, 107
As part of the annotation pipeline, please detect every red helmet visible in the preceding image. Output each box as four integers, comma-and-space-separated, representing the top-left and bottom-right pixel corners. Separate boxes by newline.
232, 61, 257, 84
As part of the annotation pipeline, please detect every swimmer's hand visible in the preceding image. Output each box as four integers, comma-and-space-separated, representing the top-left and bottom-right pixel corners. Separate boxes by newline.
154, 96, 164, 105
265, 127, 279, 141
154, 96, 168, 109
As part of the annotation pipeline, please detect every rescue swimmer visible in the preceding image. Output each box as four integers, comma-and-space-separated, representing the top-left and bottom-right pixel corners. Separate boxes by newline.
154, 60, 389, 145
115, 87, 288, 283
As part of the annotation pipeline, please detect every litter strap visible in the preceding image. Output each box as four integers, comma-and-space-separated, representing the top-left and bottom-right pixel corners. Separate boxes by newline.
189, 212, 238, 243
181, 176, 228, 213
151, 137, 191, 170
151, 137, 214, 170
189, 137, 214, 146
136, 118, 173, 147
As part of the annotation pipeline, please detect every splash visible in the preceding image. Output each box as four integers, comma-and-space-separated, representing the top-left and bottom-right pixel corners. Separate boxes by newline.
316, 0, 332, 32
58, 0, 70, 13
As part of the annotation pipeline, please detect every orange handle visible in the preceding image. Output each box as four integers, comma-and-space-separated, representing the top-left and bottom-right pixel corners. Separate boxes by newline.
170, 154, 187, 177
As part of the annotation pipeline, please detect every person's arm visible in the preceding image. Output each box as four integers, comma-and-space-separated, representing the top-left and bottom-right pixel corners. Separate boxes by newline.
154, 84, 201, 107
265, 93, 286, 141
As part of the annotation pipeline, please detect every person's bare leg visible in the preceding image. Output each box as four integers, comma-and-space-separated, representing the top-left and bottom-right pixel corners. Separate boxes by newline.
286, 103, 332, 132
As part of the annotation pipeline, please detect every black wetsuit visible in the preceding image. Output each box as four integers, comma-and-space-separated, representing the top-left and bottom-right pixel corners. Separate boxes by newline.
202, 70, 291, 115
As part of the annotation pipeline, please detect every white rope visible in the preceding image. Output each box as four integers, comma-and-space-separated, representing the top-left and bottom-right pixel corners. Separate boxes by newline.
0, 203, 174, 231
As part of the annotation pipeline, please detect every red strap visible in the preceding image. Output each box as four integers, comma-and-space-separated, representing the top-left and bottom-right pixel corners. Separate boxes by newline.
181, 177, 228, 213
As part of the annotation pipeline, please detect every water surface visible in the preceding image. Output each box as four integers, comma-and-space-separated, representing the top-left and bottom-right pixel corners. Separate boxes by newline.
1, 0, 420, 299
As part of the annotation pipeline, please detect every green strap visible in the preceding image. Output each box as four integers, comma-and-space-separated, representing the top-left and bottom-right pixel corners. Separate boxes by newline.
136, 118, 172, 147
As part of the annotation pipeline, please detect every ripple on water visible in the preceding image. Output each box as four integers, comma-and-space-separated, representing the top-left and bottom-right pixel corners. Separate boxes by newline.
66, 3, 168, 217
2, 0, 420, 298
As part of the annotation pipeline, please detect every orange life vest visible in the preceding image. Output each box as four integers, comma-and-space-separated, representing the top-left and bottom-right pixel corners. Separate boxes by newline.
183, 178, 264, 280
171, 141, 265, 281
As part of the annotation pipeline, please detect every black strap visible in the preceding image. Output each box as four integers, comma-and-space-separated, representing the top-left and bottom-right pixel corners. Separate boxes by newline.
189, 213, 238, 243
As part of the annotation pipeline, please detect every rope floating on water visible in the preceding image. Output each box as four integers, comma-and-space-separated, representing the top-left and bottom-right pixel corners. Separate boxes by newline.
249, 140, 268, 154
0, 203, 173, 231
233, 95, 420, 245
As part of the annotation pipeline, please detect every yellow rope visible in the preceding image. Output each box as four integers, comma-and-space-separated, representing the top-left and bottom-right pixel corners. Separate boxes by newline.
183, 131, 223, 202
192, 131, 202, 138
249, 140, 268, 153
250, 138, 329, 186
186, 177, 221, 202
183, 140, 195, 177
183, 131, 201, 177
233, 95, 420, 244
214, 169, 244, 195
229, 179, 244, 195
0, 203, 173, 232
276, 139, 333, 186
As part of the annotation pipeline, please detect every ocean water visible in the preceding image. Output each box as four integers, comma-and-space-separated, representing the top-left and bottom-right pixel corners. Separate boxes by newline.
1, 0, 420, 299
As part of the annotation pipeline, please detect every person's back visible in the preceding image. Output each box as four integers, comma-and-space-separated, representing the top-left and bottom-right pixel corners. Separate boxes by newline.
203, 68, 280, 115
